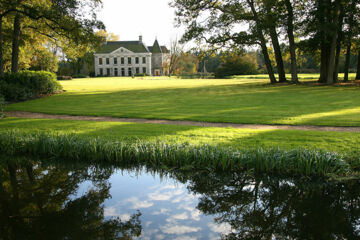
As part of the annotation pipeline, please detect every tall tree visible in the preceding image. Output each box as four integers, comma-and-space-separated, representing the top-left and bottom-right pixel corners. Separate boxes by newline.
343, 0, 358, 81
2, 0, 105, 73
171, 0, 277, 83
166, 38, 183, 77
263, 0, 287, 82
283, 0, 299, 83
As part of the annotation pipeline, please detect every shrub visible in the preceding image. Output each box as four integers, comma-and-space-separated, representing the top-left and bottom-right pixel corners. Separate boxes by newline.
57, 76, 73, 80
134, 73, 150, 77
72, 74, 88, 78
0, 71, 62, 102
0, 94, 4, 118
215, 55, 258, 78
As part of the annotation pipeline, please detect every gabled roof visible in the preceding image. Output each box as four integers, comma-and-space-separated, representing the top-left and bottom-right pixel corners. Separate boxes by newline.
161, 46, 170, 53
151, 39, 162, 53
97, 41, 150, 54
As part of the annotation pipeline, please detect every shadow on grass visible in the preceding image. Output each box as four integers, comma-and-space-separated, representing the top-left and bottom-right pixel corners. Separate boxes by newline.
4, 81, 360, 126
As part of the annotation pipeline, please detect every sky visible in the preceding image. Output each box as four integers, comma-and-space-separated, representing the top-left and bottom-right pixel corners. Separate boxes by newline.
97, 0, 185, 47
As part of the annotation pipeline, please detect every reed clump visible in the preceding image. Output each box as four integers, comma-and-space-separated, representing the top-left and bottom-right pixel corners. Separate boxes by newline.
0, 131, 354, 178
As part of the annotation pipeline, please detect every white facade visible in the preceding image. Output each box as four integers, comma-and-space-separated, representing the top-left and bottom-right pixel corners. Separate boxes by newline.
94, 36, 170, 77
94, 48, 152, 77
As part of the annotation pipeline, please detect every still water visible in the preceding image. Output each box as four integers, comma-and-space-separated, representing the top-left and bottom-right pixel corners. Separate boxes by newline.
0, 158, 359, 240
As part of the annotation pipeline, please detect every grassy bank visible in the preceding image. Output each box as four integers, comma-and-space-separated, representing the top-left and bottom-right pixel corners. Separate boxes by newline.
1, 117, 360, 154
5, 74, 360, 126
1, 131, 357, 178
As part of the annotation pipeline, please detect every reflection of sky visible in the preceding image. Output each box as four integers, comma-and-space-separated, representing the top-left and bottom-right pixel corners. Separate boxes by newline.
81, 169, 233, 240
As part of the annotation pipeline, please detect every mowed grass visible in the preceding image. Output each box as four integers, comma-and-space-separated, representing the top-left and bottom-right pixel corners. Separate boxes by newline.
1, 117, 359, 154
4, 73, 360, 126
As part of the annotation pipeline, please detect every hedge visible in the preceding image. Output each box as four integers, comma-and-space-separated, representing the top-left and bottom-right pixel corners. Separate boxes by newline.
0, 71, 62, 102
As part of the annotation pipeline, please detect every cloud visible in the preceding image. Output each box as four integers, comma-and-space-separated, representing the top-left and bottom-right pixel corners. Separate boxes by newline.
104, 207, 131, 221
166, 212, 189, 222
125, 196, 153, 209
155, 234, 166, 240
208, 222, 232, 234
152, 208, 171, 215
190, 210, 201, 221
148, 188, 184, 201
160, 224, 201, 235
174, 236, 198, 240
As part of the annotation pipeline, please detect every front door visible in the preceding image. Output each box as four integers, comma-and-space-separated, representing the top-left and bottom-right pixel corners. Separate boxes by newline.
155, 70, 160, 76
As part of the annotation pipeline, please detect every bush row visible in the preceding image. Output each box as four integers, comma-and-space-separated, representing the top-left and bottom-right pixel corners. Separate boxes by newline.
0, 71, 63, 102
0, 131, 355, 178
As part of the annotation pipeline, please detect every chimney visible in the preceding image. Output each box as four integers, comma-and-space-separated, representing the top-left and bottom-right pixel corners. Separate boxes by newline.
139, 35, 143, 42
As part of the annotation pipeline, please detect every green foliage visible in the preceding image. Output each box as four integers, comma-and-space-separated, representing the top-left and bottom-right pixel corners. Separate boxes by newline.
134, 73, 150, 77
0, 94, 4, 118
175, 53, 198, 75
0, 131, 355, 178
215, 54, 258, 78
0, 71, 62, 102
29, 47, 58, 73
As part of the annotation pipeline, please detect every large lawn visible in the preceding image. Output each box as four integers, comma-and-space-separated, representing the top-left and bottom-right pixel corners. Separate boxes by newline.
5, 74, 360, 126
1, 117, 359, 154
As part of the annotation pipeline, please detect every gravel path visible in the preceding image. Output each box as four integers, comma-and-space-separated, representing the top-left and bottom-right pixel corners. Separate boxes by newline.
5, 111, 360, 133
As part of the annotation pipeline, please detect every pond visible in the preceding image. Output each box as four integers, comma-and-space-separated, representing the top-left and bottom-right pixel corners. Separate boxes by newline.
0, 157, 359, 240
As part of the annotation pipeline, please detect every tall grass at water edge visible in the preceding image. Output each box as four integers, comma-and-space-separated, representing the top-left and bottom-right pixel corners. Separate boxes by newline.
0, 131, 356, 178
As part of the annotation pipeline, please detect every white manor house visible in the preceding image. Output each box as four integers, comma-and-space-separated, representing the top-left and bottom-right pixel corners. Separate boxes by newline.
94, 36, 170, 77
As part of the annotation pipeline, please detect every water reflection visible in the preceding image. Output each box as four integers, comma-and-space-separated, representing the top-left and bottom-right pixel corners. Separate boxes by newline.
0, 157, 359, 240
0, 159, 142, 240
173, 171, 360, 239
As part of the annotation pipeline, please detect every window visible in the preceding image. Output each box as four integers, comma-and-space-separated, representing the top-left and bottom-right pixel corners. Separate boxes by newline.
99, 58, 103, 65
143, 67, 146, 74
99, 68, 103, 76
136, 67, 139, 74
106, 58, 110, 65
142, 57, 146, 64
128, 68, 132, 76
121, 68, 125, 76
121, 58, 125, 64
135, 57, 139, 64
106, 68, 111, 76
128, 57, 132, 64
114, 68, 118, 76
114, 58, 118, 65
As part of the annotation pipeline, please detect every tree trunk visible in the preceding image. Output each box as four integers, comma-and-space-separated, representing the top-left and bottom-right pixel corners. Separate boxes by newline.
333, 40, 341, 83
333, 10, 343, 83
11, 13, 21, 73
247, 0, 276, 83
344, 0, 356, 82
260, 37, 277, 84
326, 30, 338, 84
284, 0, 298, 83
318, 0, 327, 83
269, 26, 287, 82
356, 50, 360, 80
319, 42, 329, 83
326, 0, 341, 84
344, 44, 351, 81
0, 15, 3, 75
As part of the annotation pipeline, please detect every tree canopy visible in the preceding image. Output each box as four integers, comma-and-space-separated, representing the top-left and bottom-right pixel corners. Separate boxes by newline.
171, 0, 360, 83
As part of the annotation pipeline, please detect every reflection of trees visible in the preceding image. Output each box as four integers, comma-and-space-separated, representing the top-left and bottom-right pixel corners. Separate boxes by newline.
173, 171, 360, 240
0, 159, 141, 240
